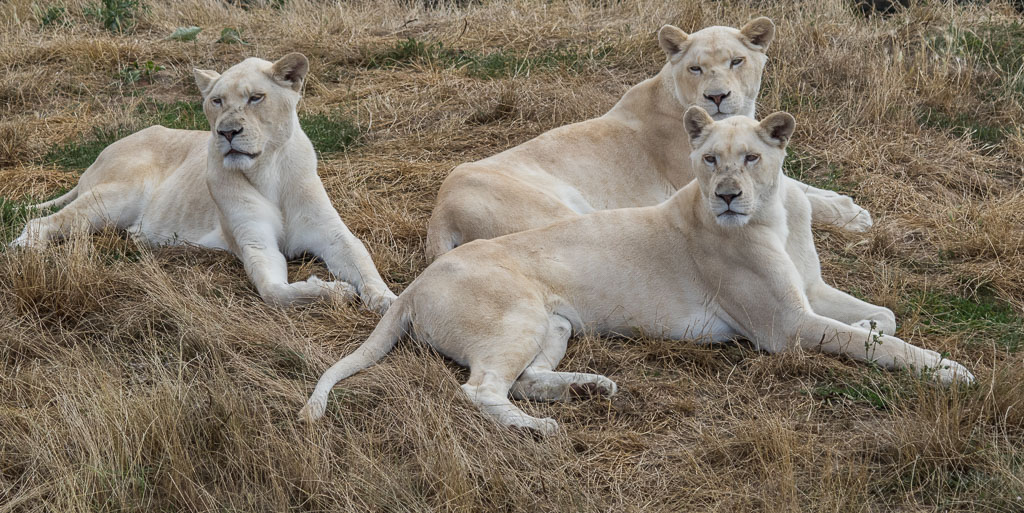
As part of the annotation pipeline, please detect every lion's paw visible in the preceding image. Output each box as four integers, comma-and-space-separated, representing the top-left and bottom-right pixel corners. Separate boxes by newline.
360, 283, 397, 314
569, 376, 618, 399
299, 395, 327, 422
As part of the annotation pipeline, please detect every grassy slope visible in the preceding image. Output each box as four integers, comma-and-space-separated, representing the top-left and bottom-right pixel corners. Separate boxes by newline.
1, 0, 1023, 511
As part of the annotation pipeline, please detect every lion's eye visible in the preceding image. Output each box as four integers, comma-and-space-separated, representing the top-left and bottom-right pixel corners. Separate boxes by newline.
689, 66, 702, 74
211, 98, 223, 107
745, 154, 760, 163
248, 94, 264, 104
703, 155, 717, 165
730, 57, 744, 67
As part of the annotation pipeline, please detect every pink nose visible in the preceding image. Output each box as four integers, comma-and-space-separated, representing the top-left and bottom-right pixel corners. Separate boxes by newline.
717, 191, 741, 205
705, 92, 731, 106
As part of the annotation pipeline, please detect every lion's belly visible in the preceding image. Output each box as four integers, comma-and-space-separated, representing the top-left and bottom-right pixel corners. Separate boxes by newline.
587, 305, 737, 342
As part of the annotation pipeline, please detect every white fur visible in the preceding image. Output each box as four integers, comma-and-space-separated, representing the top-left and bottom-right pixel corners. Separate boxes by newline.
303, 109, 973, 433
426, 17, 872, 261
11, 54, 396, 312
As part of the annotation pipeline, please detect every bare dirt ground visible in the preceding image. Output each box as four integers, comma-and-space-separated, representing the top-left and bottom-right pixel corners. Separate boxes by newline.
1, 0, 1023, 511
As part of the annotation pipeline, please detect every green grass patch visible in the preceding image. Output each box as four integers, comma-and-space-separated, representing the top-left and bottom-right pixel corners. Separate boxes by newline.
935, 21, 1024, 99
783, 146, 843, 191
41, 102, 361, 170
0, 198, 33, 243
365, 37, 611, 79
300, 112, 361, 155
811, 379, 898, 410
139, 100, 208, 131
0, 193, 68, 245
903, 290, 1023, 352
43, 126, 133, 170
917, 107, 1009, 146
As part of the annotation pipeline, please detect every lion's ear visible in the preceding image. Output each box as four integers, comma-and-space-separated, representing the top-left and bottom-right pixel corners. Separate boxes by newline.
270, 53, 309, 92
757, 111, 796, 148
739, 17, 775, 51
683, 106, 715, 145
193, 69, 220, 97
658, 25, 689, 59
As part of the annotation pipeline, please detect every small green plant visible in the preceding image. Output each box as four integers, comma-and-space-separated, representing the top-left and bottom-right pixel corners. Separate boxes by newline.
84, 0, 140, 33
166, 26, 201, 42
118, 60, 164, 85
33, 3, 70, 27
217, 27, 246, 44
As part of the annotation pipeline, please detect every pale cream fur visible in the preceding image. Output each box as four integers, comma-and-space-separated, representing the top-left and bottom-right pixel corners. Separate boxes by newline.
303, 108, 973, 434
426, 17, 872, 261
11, 54, 396, 312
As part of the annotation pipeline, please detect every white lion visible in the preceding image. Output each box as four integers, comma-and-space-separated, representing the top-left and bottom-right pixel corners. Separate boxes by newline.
426, 17, 872, 261
302, 107, 973, 433
12, 54, 396, 311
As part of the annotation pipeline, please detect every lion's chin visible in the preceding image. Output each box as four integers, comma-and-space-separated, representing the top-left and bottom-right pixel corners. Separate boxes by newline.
710, 110, 734, 121
714, 211, 750, 227
222, 152, 258, 171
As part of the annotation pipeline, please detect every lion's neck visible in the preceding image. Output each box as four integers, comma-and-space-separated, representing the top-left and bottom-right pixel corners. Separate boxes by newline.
603, 65, 695, 189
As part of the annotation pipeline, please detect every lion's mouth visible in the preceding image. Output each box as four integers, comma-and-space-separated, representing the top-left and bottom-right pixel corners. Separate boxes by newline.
225, 149, 260, 159
718, 209, 746, 217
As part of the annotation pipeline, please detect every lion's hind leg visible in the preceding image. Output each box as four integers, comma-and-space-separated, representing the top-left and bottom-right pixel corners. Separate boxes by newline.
10, 186, 141, 248
805, 188, 873, 232
510, 314, 617, 402
457, 309, 562, 435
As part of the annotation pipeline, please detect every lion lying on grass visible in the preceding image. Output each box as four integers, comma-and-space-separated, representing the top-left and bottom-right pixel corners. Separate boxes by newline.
12, 54, 396, 312
303, 107, 973, 434
426, 17, 873, 261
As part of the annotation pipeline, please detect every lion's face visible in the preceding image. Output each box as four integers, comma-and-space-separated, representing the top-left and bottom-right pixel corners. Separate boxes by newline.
683, 106, 794, 228
193, 54, 309, 171
659, 18, 774, 120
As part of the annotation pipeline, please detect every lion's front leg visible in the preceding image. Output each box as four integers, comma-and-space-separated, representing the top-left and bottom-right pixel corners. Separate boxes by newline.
795, 313, 974, 385
295, 212, 396, 314
235, 224, 353, 307
806, 281, 897, 334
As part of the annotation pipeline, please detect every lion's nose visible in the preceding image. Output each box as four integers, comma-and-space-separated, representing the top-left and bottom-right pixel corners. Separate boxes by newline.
717, 191, 741, 205
218, 127, 243, 142
704, 91, 731, 106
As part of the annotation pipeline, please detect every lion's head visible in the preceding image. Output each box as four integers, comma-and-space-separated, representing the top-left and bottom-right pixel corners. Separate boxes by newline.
683, 106, 794, 228
659, 18, 774, 120
193, 53, 309, 171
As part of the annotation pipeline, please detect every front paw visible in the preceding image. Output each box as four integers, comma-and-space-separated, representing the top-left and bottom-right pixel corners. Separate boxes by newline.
922, 351, 975, 385
306, 275, 357, 302
853, 309, 896, 335
360, 284, 397, 314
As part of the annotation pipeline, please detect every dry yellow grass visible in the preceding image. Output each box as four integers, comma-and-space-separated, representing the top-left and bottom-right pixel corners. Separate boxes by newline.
1, 0, 1023, 511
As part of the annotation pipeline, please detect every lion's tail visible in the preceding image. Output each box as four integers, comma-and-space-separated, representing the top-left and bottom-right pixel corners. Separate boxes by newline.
299, 294, 411, 421
32, 186, 78, 210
